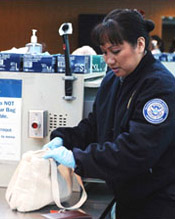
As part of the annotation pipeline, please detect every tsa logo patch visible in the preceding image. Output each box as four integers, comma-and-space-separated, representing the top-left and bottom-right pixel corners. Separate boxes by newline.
143, 98, 169, 124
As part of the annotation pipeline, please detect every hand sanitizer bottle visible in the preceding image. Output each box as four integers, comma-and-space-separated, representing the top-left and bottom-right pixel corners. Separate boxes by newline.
26, 29, 43, 54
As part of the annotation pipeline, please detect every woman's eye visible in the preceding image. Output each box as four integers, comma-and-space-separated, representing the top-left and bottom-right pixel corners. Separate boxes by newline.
112, 50, 120, 54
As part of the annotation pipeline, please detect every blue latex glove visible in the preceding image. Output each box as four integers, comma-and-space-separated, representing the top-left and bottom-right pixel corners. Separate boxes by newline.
43, 137, 63, 150
43, 146, 76, 169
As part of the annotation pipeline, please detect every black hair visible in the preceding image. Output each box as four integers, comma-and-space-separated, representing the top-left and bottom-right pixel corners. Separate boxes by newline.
91, 9, 155, 51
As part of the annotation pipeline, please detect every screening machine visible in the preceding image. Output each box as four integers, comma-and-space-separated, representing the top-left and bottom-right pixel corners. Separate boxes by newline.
0, 69, 105, 187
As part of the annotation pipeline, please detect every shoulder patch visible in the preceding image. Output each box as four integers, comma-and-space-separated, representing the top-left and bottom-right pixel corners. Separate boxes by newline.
143, 98, 169, 124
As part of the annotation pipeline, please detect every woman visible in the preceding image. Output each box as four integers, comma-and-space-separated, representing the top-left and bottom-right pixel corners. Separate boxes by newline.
44, 9, 175, 218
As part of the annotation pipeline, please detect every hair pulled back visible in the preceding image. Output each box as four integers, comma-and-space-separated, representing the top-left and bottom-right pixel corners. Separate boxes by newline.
91, 9, 155, 51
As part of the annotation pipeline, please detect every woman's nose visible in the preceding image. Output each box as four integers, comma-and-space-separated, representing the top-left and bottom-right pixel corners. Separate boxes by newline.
105, 54, 116, 65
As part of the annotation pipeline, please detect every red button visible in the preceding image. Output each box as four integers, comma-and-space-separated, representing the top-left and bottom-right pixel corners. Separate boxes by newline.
32, 122, 38, 129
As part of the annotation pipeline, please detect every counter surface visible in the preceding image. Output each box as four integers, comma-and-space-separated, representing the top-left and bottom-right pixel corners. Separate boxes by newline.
0, 183, 114, 219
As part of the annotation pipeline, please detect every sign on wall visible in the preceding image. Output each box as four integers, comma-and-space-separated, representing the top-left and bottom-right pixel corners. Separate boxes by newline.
0, 79, 22, 161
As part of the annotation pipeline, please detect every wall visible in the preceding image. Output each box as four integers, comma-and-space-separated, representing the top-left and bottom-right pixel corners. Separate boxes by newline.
0, 0, 175, 54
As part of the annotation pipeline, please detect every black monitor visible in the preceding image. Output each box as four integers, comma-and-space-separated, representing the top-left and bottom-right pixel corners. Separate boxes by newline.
78, 14, 106, 54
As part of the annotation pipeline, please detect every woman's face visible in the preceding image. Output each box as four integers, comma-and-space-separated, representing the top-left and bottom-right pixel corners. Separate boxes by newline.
100, 38, 145, 77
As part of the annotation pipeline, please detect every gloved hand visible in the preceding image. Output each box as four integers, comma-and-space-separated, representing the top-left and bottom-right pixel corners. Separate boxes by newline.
43, 146, 76, 169
42, 137, 63, 150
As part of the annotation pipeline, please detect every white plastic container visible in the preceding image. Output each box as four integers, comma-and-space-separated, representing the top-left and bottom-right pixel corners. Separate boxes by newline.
26, 29, 42, 54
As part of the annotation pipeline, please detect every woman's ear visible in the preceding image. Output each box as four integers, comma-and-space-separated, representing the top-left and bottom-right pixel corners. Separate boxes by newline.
137, 37, 145, 53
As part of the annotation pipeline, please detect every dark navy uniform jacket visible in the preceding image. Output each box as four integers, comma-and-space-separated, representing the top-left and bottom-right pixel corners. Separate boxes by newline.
51, 51, 175, 216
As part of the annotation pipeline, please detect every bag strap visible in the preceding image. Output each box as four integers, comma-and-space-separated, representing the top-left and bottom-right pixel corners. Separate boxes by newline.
50, 159, 87, 210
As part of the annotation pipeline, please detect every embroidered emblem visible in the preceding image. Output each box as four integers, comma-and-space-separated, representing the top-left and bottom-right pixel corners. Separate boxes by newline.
143, 98, 169, 124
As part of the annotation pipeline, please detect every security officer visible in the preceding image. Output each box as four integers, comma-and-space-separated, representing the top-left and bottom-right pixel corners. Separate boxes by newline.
44, 9, 175, 218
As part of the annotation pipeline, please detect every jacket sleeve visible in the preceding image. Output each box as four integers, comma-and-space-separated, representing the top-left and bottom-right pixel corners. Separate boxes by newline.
73, 73, 175, 181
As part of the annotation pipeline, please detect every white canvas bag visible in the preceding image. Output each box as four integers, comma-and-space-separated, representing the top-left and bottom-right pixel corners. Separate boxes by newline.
5, 149, 87, 212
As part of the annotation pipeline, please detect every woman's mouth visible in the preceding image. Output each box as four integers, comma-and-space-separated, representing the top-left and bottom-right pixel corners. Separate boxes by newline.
112, 67, 120, 74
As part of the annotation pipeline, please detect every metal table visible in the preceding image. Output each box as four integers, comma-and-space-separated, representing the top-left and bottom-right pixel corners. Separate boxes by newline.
0, 183, 114, 219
